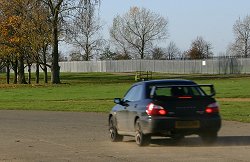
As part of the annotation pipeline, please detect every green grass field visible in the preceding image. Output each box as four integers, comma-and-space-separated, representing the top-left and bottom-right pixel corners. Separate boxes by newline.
0, 72, 250, 122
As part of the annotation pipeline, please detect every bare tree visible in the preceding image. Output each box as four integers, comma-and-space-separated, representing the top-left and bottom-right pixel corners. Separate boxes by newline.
110, 7, 168, 59
165, 41, 181, 60
110, 35, 131, 59
231, 15, 250, 58
187, 36, 213, 59
66, 0, 102, 61
40, 0, 101, 83
41, 0, 65, 84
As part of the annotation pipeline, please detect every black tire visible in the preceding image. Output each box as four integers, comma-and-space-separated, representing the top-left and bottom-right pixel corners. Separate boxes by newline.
200, 132, 218, 144
171, 134, 185, 143
135, 120, 151, 146
109, 116, 123, 142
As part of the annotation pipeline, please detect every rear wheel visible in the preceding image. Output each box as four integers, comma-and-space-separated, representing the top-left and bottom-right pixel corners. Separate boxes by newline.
200, 131, 218, 144
171, 134, 185, 143
109, 116, 123, 142
135, 120, 151, 146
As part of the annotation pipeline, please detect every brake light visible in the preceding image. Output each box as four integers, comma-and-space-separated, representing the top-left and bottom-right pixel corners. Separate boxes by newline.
146, 103, 167, 116
205, 102, 219, 114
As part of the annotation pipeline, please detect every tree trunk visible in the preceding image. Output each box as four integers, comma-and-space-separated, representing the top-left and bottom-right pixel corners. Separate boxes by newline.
18, 56, 27, 84
13, 58, 18, 84
36, 62, 40, 84
42, 45, 48, 83
28, 64, 31, 84
51, 64, 60, 84
245, 40, 248, 58
51, 17, 61, 84
44, 65, 48, 83
140, 40, 145, 59
85, 36, 90, 61
6, 62, 10, 84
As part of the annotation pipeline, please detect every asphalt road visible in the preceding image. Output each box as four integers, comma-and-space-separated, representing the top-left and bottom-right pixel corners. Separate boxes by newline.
0, 110, 250, 162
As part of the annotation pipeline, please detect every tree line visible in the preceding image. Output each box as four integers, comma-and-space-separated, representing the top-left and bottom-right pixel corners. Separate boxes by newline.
68, 7, 250, 61
0, 0, 101, 84
0, 1, 249, 84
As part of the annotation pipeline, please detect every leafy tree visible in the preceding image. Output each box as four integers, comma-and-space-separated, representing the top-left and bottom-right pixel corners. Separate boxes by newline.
99, 47, 117, 60
0, 0, 35, 84
110, 7, 168, 59
99, 45, 131, 60
32, 2, 52, 84
187, 36, 213, 59
0, 0, 53, 84
69, 51, 83, 61
114, 53, 131, 60
187, 47, 202, 59
151, 47, 165, 60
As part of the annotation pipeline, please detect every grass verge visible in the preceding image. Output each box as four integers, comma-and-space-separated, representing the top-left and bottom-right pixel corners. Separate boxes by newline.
220, 101, 250, 123
0, 72, 250, 122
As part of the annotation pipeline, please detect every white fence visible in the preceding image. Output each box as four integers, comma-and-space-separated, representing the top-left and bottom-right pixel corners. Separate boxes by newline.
23, 57, 250, 74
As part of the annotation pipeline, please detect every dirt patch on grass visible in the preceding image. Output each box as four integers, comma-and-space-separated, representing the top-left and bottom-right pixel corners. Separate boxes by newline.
218, 98, 250, 102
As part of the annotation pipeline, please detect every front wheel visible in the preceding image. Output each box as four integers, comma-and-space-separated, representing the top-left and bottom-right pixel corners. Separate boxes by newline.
109, 116, 123, 142
135, 120, 151, 146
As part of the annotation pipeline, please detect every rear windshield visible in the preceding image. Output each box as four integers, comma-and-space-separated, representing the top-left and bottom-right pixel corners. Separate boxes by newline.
149, 85, 206, 98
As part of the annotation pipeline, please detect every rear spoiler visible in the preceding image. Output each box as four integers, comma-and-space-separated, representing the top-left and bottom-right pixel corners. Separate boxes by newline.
150, 84, 216, 98
198, 84, 216, 97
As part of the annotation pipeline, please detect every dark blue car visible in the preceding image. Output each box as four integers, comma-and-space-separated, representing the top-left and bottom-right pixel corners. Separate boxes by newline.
109, 79, 221, 146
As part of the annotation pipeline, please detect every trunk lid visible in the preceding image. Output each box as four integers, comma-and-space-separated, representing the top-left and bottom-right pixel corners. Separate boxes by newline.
155, 96, 215, 117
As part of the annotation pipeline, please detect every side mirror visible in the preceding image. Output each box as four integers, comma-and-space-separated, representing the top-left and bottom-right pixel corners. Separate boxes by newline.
114, 98, 122, 104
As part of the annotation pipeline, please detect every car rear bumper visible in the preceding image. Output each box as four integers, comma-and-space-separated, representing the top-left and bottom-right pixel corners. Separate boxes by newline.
140, 116, 221, 136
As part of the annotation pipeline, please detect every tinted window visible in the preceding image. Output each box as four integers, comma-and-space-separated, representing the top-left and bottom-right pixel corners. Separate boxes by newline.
150, 86, 205, 97
123, 85, 143, 102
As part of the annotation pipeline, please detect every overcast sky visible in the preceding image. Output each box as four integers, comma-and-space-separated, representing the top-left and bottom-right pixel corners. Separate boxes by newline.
99, 0, 250, 55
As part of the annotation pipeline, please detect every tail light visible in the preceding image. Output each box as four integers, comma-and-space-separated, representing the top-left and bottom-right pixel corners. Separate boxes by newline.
146, 103, 167, 116
205, 102, 219, 114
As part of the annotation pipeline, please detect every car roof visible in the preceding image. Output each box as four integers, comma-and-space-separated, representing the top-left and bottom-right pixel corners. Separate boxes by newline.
133, 79, 197, 87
